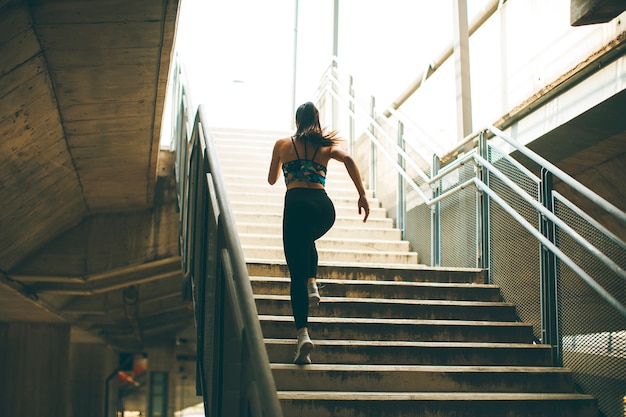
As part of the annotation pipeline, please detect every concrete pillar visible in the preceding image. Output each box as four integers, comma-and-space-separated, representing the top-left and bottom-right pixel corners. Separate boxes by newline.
70, 343, 118, 417
0, 322, 71, 417
452, 0, 473, 140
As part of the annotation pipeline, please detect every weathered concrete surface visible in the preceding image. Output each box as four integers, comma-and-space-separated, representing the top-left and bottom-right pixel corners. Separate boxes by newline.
0, 0, 193, 353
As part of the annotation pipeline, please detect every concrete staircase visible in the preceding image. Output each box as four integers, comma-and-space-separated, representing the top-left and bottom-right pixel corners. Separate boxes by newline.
213, 127, 419, 267
211, 127, 598, 417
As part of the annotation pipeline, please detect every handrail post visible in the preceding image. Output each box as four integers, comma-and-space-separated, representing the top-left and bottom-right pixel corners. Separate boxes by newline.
477, 131, 490, 280
348, 75, 354, 155
331, 62, 339, 129
540, 167, 561, 366
397, 121, 406, 239
431, 155, 441, 266
369, 95, 377, 197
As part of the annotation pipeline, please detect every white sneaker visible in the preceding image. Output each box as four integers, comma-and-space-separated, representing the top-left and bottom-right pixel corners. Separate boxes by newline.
293, 332, 314, 364
308, 281, 320, 307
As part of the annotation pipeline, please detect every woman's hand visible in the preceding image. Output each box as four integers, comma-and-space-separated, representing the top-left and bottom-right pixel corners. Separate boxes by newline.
358, 196, 370, 223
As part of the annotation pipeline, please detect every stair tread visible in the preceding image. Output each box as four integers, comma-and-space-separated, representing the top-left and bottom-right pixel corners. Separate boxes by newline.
277, 391, 596, 400
247, 258, 424, 268
259, 314, 530, 327
255, 294, 513, 307
244, 245, 416, 255
241, 233, 409, 245
264, 339, 549, 349
250, 276, 496, 289
271, 364, 571, 373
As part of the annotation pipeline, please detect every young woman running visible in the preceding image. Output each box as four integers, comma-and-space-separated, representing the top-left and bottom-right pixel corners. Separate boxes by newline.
267, 102, 370, 364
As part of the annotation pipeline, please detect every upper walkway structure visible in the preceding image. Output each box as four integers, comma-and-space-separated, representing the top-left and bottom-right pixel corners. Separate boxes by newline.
0, 0, 625, 416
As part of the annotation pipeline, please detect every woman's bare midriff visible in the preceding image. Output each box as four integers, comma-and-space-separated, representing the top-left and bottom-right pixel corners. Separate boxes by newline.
286, 181, 325, 190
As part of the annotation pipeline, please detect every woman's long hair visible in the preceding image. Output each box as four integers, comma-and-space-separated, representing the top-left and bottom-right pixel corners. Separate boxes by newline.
293, 102, 341, 146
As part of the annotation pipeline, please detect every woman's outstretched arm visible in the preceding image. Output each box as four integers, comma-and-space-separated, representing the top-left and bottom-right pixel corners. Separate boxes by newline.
330, 146, 370, 222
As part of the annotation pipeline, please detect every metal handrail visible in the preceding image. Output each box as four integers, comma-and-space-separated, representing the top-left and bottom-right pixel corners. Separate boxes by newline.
169, 57, 282, 416
193, 107, 283, 417
474, 153, 626, 282
317, 76, 431, 184
552, 189, 626, 251
487, 125, 626, 225
196, 106, 282, 414
473, 178, 626, 317
320, 84, 432, 202
314, 59, 626, 320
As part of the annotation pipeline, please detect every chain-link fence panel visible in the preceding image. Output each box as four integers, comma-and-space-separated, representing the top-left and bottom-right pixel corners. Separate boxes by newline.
488, 144, 543, 340
555, 192, 626, 417
406, 201, 432, 266
438, 162, 479, 268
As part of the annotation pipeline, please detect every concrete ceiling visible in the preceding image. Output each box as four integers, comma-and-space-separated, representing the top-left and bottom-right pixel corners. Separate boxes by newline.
0, 0, 192, 352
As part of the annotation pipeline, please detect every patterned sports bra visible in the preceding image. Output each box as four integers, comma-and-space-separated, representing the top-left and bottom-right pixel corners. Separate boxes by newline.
282, 137, 327, 186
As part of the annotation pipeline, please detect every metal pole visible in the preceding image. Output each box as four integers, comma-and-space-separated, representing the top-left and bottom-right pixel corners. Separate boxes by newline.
331, 0, 339, 128
431, 155, 441, 266
333, 0, 339, 58
397, 121, 406, 239
540, 167, 561, 366
369, 96, 377, 198
291, 0, 299, 129
452, 0, 473, 139
348, 75, 354, 155
478, 131, 490, 279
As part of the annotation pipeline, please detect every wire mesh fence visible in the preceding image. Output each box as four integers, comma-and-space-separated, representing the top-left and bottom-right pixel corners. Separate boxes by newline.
316, 72, 625, 416
487, 144, 543, 339
439, 163, 479, 268
555, 192, 626, 417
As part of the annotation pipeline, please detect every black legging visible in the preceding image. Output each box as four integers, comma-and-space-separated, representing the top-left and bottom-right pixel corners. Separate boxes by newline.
282, 188, 336, 330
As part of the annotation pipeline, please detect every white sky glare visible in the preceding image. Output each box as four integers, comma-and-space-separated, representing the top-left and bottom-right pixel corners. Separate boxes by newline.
173, 0, 490, 131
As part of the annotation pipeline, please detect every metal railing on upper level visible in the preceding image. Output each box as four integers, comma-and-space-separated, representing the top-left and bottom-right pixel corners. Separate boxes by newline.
315, 57, 626, 417
167, 62, 283, 417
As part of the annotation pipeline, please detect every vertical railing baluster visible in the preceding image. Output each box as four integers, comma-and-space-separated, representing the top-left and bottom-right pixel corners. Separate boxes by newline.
478, 131, 490, 279
431, 155, 441, 266
369, 96, 377, 197
397, 121, 406, 239
348, 76, 355, 155
540, 168, 561, 366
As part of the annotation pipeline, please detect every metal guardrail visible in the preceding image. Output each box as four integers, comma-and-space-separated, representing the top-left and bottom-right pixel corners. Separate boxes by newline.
317, 62, 625, 314
316, 57, 626, 417
168, 63, 282, 417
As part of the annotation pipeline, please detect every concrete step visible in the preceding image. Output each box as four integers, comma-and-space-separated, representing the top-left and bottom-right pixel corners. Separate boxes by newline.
250, 277, 500, 302
241, 234, 410, 253
247, 263, 486, 284
255, 295, 517, 322
236, 223, 401, 241
243, 245, 419, 265
264, 339, 553, 366
221, 171, 363, 186
223, 181, 376, 198
235, 211, 392, 228
210, 127, 290, 140
259, 315, 534, 343
218, 156, 354, 176
277, 392, 598, 417
222, 166, 357, 188
228, 191, 382, 208
233, 211, 393, 229
271, 364, 576, 393
217, 153, 351, 169
230, 201, 387, 218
